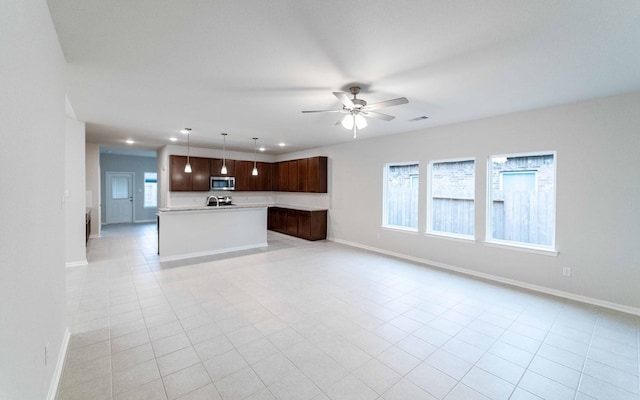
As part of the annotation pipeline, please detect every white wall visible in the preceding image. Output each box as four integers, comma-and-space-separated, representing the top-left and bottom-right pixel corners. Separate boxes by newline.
65, 118, 86, 265
85, 143, 101, 237
0, 1, 68, 399
287, 92, 640, 311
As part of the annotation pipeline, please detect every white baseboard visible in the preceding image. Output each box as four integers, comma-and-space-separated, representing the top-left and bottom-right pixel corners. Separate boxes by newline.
332, 238, 640, 317
89, 233, 101, 239
158, 242, 269, 262
46, 328, 70, 400
65, 260, 88, 268
135, 219, 156, 223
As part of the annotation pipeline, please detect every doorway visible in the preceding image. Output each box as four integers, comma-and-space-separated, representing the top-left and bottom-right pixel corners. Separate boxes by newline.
105, 172, 134, 224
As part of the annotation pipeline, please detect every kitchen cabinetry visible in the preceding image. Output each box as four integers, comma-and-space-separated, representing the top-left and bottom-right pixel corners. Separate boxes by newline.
170, 155, 211, 191
191, 157, 211, 191
234, 160, 253, 191
85, 209, 91, 246
306, 156, 328, 193
297, 158, 308, 192
169, 155, 327, 193
277, 161, 289, 191
170, 155, 191, 191
257, 162, 273, 191
234, 161, 272, 191
287, 160, 298, 192
267, 207, 327, 241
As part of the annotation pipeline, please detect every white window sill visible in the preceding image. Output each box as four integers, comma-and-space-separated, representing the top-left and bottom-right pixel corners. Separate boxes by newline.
425, 232, 476, 244
381, 226, 420, 235
484, 240, 558, 256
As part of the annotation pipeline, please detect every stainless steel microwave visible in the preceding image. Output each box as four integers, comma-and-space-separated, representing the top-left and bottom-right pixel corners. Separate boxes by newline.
210, 176, 235, 191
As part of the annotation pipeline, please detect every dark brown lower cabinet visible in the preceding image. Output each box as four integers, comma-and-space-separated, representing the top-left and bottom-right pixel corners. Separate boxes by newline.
267, 207, 327, 241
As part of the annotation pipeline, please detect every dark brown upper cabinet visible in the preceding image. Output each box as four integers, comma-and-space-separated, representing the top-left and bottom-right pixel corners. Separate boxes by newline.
287, 160, 299, 192
169, 155, 327, 193
277, 161, 289, 191
234, 160, 253, 191
191, 157, 211, 191
297, 158, 308, 192
306, 156, 328, 193
170, 155, 191, 192
169, 155, 210, 192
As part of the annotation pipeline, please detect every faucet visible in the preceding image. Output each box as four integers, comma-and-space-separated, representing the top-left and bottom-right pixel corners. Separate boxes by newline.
206, 195, 219, 207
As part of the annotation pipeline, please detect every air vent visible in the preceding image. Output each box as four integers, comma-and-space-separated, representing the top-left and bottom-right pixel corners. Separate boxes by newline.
409, 116, 429, 122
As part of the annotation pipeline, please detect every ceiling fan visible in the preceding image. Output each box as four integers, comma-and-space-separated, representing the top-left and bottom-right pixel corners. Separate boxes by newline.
302, 86, 409, 138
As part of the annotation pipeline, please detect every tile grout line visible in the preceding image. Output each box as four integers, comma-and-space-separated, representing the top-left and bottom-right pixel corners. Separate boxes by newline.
569, 308, 597, 400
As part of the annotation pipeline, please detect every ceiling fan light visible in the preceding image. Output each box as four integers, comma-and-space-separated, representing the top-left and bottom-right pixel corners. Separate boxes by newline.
341, 114, 354, 130
355, 114, 368, 129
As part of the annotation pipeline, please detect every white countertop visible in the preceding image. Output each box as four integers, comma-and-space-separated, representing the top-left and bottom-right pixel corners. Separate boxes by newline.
158, 203, 327, 213
157, 204, 268, 213
271, 204, 328, 212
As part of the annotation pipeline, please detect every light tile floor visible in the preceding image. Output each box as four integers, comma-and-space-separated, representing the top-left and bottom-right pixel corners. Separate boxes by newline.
57, 223, 640, 400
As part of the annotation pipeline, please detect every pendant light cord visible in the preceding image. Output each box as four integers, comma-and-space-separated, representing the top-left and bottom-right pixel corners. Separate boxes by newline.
222, 133, 226, 168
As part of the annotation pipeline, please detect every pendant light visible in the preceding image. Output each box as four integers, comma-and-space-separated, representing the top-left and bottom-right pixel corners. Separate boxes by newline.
221, 133, 228, 174
252, 137, 259, 176
182, 128, 192, 173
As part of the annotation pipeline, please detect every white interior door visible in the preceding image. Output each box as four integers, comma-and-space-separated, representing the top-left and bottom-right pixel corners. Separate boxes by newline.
106, 172, 133, 224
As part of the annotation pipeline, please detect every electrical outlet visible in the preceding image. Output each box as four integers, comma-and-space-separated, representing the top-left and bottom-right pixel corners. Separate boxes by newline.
44, 343, 49, 366
562, 267, 571, 277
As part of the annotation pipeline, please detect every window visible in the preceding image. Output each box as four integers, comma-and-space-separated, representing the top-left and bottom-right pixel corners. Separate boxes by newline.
428, 159, 475, 238
383, 163, 419, 230
488, 153, 556, 250
144, 172, 157, 208
111, 176, 130, 199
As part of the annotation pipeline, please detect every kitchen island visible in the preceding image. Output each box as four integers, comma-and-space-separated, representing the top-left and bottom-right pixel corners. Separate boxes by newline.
157, 205, 267, 262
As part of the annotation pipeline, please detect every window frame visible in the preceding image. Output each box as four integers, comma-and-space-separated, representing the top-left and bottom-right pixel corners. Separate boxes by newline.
143, 172, 158, 208
485, 151, 557, 254
426, 157, 476, 241
382, 161, 420, 232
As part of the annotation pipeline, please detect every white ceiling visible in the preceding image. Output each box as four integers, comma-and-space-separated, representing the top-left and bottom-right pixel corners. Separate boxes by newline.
47, 1, 640, 155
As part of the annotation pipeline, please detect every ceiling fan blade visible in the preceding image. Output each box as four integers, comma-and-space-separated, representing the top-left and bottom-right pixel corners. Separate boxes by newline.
333, 92, 355, 108
363, 111, 395, 121
364, 97, 409, 110
301, 109, 342, 113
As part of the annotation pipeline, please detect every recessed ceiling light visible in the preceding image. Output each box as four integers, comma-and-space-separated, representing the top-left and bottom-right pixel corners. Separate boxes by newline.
125, 139, 134, 144
169, 137, 178, 142
279, 143, 285, 147
180, 128, 192, 134
259, 147, 266, 152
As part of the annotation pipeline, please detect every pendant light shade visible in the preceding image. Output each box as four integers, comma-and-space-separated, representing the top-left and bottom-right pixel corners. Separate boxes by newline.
252, 138, 259, 176
183, 128, 192, 173
221, 133, 228, 174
